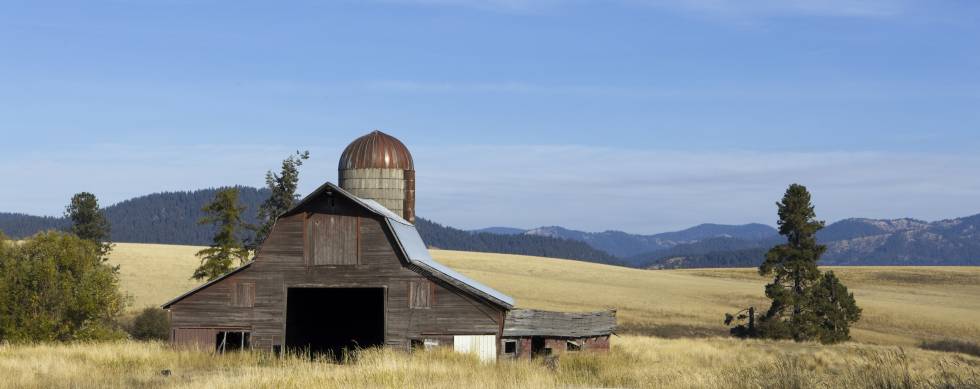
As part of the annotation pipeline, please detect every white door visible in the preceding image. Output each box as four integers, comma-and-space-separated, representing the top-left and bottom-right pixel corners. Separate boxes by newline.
453, 335, 497, 363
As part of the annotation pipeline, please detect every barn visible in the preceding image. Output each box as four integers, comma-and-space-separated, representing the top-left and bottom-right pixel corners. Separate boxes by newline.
162, 130, 614, 361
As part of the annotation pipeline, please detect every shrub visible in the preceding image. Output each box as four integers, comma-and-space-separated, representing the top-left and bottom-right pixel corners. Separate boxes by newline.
920, 339, 980, 358
0, 231, 127, 342
128, 307, 170, 341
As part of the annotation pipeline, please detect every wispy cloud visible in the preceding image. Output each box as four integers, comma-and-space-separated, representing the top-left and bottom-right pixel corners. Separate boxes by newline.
4, 143, 975, 234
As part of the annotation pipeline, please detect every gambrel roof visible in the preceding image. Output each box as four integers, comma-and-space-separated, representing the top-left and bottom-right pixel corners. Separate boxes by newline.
163, 182, 515, 310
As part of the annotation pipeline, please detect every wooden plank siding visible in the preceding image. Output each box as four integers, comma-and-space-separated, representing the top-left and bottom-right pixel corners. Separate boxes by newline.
308, 214, 359, 266
168, 193, 505, 352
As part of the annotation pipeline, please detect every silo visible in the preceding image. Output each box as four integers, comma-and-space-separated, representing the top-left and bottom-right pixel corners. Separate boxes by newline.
338, 130, 416, 223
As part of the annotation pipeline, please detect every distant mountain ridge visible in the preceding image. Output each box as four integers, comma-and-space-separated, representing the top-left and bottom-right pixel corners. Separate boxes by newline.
2, 188, 978, 267
476, 216, 980, 267
819, 215, 980, 265
504, 223, 779, 258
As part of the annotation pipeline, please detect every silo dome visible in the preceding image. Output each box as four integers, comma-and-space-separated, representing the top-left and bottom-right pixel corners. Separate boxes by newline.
338, 130, 416, 223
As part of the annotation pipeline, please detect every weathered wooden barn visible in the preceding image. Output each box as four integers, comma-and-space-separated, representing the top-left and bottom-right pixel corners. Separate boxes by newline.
162, 130, 615, 361
163, 131, 512, 361
501, 309, 616, 359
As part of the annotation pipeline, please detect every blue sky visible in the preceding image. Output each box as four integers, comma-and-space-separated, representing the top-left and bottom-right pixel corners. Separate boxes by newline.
1, 0, 978, 233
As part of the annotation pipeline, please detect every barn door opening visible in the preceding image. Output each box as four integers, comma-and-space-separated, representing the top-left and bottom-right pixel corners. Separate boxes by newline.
285, 288, 385, 359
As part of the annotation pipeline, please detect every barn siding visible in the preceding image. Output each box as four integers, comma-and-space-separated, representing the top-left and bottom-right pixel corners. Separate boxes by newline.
169, 207, 504, 352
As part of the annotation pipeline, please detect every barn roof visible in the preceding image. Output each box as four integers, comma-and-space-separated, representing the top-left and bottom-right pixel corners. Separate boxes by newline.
503, 309, 617, 338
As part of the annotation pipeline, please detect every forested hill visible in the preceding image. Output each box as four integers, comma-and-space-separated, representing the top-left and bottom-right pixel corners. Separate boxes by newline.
0, 187, 623, 265
0, 187, 268, 245
3, 188, 978, 267
415, 218, 624, 266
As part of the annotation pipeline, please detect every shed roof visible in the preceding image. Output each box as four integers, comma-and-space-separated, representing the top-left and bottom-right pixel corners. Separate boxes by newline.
503, 309, 617, 338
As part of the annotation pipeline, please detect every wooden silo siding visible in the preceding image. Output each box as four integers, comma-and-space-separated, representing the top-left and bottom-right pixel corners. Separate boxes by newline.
308, 214, 359, 266
169, 211, 504, 351
339, 168, 407, 218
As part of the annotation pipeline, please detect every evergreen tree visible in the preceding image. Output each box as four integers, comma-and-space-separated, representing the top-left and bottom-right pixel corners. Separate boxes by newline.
757, 183, 826, 341
193, 188, 251, 281
65, 192, 112, 260
810, 271, 861, 343
726, 184, 860, 343
254, 151, 309, 247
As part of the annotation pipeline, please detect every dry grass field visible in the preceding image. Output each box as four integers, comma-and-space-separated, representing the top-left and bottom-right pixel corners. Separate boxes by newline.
1, 336, 977, 389
5, 242, 969, 388
110, 243, 980, 346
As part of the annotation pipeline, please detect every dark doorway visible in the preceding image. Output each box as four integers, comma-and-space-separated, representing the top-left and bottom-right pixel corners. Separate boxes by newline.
531, 336, 550, 357
285, 288, 385, 358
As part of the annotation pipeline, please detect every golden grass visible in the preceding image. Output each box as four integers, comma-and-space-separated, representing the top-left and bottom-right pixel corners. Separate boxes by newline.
0, 336, 977, 389
108, 244, 980, 346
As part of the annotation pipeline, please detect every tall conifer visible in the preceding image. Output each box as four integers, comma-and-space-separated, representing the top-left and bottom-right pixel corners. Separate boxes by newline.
65, 192, 112, 261
193, 188, 250, 281
254, 151, 309, 247
726, 184, 861, 343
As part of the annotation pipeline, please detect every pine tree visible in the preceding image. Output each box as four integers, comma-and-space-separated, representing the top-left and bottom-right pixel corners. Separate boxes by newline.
193, 188, 251, 281
757, 183, 826, 340
254, 151, 309, 247
65, 192, 113, 260
725, 183, 861, 343
810, 271, 861, 343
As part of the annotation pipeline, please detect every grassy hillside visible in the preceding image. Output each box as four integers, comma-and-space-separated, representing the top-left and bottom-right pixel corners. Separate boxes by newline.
110, 243, 980, 346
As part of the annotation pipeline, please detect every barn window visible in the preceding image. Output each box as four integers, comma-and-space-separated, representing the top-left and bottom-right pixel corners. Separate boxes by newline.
231, 283, 255, 307
566, 341, 581, 351
215, 331, 250, 353
409, 280, 432, 309
307, 214, 359, 266
504, 340, 517, 354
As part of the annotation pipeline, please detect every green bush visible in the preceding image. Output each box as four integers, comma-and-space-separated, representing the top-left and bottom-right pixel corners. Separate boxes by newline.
128, 307, 170, 341
0, 231, 127, 342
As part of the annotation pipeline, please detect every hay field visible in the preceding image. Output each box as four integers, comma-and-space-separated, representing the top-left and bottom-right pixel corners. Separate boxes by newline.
110, 243, 980, 346
1, 336, 977, 389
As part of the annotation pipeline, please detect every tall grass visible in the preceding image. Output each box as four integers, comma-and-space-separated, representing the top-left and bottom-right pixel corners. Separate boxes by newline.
1, 336, 977, 389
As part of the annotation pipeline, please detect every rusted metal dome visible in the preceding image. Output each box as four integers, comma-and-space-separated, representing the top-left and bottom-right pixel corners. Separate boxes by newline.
338, 130, 415, 171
